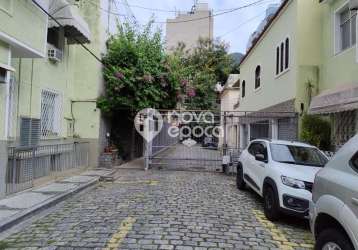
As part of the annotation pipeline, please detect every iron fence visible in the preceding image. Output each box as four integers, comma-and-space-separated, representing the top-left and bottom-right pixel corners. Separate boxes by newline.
6, 142, 89, 195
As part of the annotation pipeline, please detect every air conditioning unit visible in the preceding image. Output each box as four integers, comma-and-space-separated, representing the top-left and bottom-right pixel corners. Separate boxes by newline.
47, 46, 63, 62
350, 0, 358, 10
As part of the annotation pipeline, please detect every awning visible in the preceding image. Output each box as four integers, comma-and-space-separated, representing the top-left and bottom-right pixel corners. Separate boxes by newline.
309, 84, 358, 114
48, 0, 91, 44
0, 63, 15, 72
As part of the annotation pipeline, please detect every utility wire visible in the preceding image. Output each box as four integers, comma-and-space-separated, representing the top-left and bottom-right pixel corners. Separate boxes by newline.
88, 0, 266, 24
218, 10, 267, 38
113, 0, 270, 14
32, 0, 106, 68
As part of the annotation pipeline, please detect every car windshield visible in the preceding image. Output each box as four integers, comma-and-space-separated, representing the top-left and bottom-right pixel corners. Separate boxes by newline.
270, 144, 328, 167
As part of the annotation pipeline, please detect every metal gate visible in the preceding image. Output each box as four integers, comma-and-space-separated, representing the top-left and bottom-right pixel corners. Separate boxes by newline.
143, 110, 298, 172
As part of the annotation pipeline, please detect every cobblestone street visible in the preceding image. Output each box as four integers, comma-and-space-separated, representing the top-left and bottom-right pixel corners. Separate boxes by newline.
0, 169, 314, 250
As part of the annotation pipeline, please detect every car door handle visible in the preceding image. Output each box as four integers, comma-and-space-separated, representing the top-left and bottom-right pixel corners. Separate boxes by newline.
352, 198, 358, 206
259, 164, 265, 168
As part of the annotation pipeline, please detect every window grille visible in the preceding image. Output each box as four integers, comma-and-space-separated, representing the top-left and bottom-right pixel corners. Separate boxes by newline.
333, 111, 357, 149
41, 90, 62, 138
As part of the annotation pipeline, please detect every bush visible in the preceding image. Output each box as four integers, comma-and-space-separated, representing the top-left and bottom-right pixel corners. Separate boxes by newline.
300, 114, 331, 150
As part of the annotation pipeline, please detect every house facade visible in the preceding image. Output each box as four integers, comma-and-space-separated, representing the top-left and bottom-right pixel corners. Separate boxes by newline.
227, 0, 358, 150
219, 74, 240, 148
309, 0, 358, 149
237, 0, 322, 149
0, 0, 109, 197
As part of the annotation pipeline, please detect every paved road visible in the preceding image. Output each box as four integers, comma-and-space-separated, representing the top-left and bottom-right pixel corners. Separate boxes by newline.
0, 169, 314, 250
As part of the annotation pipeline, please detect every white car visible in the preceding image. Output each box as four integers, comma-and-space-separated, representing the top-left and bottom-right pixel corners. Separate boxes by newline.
310, 134, 358, 250
237, 139, 328, 221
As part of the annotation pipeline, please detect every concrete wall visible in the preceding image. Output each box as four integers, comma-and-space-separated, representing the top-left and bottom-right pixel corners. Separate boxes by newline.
166, 4, 213, 51
0, 0, 48, 57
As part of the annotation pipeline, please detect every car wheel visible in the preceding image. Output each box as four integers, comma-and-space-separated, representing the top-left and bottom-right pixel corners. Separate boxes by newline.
236, 164, 246, 190
263, 186, 280, 221
315, 228, 354, 250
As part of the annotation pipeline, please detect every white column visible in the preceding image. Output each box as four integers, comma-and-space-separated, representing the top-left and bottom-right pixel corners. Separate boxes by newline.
271, 119, 279, 140
247, 124, 251, 144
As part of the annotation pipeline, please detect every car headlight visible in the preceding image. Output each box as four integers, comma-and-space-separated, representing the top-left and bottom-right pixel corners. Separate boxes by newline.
281, 176, 305, 189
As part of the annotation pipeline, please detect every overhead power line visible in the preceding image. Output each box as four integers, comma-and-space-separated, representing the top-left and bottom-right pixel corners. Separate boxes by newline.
114, 0, 269, 14
88, 0, 267, 25
218, 11, 267, 38
31, 0, 106, 68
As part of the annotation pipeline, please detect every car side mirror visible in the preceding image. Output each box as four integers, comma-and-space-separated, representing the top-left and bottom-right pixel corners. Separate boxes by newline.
255, 153, 267, 162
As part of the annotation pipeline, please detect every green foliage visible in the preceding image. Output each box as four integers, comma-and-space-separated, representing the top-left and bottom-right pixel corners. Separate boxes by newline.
0, 241, 10, 250
300, 114, 331, 150
97, 21, 178, 116
170, 38, 238, 110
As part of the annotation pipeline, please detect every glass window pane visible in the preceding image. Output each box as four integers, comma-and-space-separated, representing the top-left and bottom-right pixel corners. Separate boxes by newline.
341, 21, 351, 50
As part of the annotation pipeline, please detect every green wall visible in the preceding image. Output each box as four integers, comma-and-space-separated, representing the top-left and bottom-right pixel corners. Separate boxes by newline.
319, 0, 358, 92
0, 0, 47, 56
10, 0, 105, 143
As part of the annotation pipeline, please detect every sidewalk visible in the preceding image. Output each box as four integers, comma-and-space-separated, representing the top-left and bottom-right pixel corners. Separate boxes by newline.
0, 168, 114, 232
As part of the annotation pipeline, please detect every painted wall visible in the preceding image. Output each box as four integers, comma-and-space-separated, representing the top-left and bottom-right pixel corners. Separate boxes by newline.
0, 0, 48, 57
166, 4, 213, 51
238, 1, 298, 112
9, 0, 105, 149
319, 0, 358, 92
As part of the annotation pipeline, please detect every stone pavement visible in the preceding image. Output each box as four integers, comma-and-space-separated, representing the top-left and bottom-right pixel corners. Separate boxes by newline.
0, 169, 314, 250
0, 169, 114, 233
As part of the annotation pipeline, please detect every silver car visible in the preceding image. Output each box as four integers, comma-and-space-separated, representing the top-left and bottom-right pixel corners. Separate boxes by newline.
310, 134, 358, 250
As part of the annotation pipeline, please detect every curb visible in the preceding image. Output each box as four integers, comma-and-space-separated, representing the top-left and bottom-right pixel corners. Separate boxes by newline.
0, 178, 99, 233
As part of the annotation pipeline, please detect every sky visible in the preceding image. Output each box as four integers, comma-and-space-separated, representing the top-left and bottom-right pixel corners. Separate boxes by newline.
105, 0, 282, 54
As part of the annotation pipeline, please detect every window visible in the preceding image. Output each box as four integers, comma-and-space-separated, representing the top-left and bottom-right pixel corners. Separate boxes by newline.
0, 68, 6, 83
241, 80, 246, 98
350, 152, 358, 172
276, 38, 290, 75
270, 144, 328, 167
285, 38, 289, 69
47, 27, 64, 50
280, 42, 284, 72
276, 47, 279, 75
255, 66, 261, 89
41, 90, 62, 138
248, 142, 268, 160
336, 7, 357, 52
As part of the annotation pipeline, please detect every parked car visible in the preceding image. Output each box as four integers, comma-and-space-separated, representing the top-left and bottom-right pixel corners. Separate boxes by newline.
310, 134, 358, 250
237, 139, 328, 221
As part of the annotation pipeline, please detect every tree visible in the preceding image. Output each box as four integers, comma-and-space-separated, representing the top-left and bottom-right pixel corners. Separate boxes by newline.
169, 38, 238, 110
300, 114, 331, 150
97, 21, 178, 116
97, 21, 179, 159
